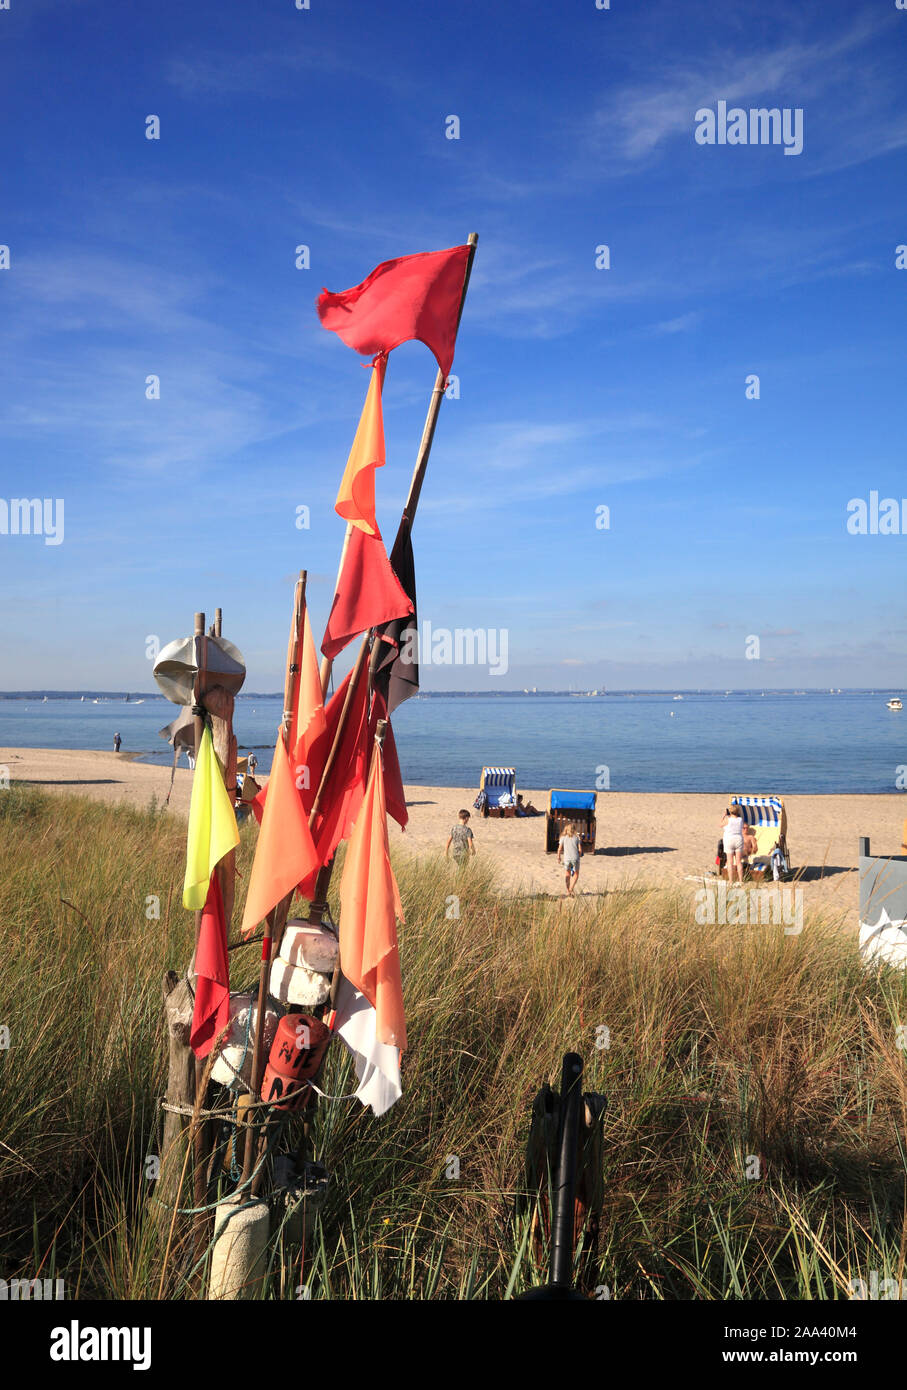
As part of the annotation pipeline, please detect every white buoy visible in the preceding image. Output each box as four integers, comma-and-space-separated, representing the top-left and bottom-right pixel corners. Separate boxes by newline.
208, 1194, 270, 1300
269, 921, 337, 1007
209, 993, 282, 1089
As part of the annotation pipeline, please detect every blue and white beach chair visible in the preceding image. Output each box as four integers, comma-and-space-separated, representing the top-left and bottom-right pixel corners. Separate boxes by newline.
478, 767, 516, 817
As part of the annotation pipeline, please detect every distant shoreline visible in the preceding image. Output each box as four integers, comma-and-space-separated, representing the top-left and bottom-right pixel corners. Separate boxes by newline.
0, 688, 900, 702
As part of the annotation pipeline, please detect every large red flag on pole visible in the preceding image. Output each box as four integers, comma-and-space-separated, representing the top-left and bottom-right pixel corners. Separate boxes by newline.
317, 245, 471, 378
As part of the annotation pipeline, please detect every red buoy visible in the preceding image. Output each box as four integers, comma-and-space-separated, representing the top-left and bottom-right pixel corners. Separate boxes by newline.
261, 1013, 331, 1112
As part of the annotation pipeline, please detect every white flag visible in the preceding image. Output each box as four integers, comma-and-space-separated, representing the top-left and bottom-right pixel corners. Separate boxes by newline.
334, 973, 401, 1117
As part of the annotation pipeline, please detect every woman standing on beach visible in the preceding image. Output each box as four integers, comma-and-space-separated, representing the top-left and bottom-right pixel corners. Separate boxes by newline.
721, 803, 746, 884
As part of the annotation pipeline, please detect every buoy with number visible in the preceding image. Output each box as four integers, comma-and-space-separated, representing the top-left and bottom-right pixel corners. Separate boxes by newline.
261, 1013, 331, 1112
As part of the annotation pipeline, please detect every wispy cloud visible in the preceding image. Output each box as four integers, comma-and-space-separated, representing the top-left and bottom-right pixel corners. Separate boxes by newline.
583, 14, 904, 176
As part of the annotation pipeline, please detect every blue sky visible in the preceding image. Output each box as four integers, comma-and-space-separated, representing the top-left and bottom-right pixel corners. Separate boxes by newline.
1, 0, 905, 691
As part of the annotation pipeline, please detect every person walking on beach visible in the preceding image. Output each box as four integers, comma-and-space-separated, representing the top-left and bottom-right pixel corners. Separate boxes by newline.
446, 809, 476, 867
113, 732, 122, 753
721, 803, 746, 883
557, 821, 583, 897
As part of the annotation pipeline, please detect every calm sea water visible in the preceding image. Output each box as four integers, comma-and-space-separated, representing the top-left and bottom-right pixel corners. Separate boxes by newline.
1, 692, 905, 793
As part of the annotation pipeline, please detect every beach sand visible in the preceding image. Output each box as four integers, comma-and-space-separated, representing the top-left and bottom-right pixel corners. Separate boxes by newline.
4, 746, 904, 925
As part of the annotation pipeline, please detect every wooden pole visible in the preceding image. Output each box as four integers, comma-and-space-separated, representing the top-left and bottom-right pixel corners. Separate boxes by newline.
189, 614, 211, 1271
240, 573, 307, 1186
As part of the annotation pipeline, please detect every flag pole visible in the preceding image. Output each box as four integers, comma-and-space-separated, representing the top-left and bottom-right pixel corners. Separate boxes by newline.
241, 571, 307, 1186
306, 232, 478, 935
189, 612, 211, 1270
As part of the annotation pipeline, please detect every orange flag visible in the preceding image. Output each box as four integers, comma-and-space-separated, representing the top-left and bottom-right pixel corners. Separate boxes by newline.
339, 742, 406, 1050
334, 354, 387, 537
241, 734, 318, 936
293, 608, 328, 803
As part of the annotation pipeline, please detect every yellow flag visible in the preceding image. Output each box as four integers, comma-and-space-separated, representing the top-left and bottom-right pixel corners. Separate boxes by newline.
183, 723, 240, 910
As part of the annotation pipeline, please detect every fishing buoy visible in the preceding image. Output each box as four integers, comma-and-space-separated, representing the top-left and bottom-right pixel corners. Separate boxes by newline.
269, 959, 331, 1007
280, 920, 339, 973
209, 993, 283, 1089
269, 921, 337, 1007
208, 1194, 269, 1300
261, 1014, 331, 1112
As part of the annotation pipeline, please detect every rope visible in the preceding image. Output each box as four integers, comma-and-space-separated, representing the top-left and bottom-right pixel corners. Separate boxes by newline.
153, 1113, 292, 1215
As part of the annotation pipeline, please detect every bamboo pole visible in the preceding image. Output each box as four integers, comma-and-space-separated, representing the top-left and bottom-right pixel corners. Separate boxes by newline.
190, 613, 210, 1271
240, 572, 307, 1186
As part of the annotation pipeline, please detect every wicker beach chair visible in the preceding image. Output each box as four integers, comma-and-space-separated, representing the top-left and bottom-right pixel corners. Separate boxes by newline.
718, 795, 791, 880
479, 766, 516, 817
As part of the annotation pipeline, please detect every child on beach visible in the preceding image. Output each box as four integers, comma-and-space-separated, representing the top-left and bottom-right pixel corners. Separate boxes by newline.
557, 822, 583, 897
446, 810, 476, 867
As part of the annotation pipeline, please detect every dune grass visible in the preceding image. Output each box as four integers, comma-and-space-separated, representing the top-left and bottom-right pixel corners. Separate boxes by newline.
1, 782, 906, 1299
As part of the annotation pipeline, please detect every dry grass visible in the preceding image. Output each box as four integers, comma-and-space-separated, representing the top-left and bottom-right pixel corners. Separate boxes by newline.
2, 783, 907, 1299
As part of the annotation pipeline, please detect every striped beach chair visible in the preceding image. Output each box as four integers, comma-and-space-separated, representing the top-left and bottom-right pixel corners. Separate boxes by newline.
730, 795, 790, 877
479, 767, 516, 817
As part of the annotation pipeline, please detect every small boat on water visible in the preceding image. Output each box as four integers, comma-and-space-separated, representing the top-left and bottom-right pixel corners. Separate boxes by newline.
887, 698, 903, 711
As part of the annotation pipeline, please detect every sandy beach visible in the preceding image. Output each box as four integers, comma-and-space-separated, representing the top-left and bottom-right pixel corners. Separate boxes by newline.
4, 746, 905, 925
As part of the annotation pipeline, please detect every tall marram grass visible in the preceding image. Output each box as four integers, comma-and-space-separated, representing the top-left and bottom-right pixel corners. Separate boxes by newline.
2, 783, 907, 1298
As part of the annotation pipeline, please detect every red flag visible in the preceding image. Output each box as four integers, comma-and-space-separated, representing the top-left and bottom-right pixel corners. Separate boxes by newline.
321, 526, 413, 661
300, 668, 370, 897
369, 690, 408, 830
190, 873, 230, 1058
317, 245, 470, 378
339, 743, 407, 1050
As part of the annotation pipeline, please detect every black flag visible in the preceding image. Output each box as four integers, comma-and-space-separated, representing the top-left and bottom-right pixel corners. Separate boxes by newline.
373, 527, 418, 714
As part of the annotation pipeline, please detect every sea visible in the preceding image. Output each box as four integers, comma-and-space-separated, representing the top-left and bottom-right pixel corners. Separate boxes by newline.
1, 691, 905, 794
